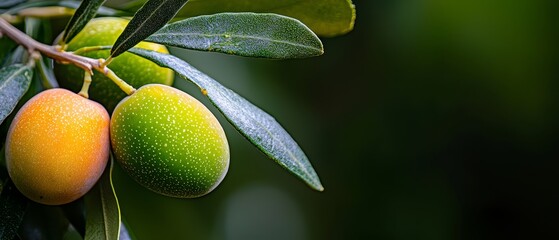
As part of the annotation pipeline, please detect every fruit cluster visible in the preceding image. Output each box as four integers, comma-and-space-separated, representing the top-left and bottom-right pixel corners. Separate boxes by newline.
4, 18, 230, 205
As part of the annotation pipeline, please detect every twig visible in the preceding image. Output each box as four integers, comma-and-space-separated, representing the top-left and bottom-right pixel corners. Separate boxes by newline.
0, 18, 136, 95
0, 17, 97, 74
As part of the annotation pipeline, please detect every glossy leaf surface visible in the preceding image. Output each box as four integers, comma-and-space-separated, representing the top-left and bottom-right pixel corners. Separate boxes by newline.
146, 13, 323, 58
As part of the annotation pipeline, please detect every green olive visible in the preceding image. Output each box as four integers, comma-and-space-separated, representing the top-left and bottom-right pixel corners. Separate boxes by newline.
110, 84, 229, 198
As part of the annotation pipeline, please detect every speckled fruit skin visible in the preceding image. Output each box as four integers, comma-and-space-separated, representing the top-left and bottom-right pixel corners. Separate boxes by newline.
54, 17, 174, 112
5, 89, 110, 205
111, 84, 229, 198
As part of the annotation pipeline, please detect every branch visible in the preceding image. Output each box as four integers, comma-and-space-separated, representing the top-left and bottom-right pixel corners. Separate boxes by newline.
0, 17, 97, 74
0, 18, 136, 95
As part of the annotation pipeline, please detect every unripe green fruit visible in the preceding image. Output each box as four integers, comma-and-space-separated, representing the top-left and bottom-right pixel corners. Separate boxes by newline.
5, 89, 110, 205
110, 84, 229, 198
54, 17, 174, 112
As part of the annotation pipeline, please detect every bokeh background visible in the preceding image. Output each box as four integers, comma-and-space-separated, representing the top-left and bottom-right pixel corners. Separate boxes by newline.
106, 0, 557, 239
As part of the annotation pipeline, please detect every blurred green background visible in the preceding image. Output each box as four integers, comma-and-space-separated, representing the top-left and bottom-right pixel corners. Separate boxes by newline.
104, 0, 558, 239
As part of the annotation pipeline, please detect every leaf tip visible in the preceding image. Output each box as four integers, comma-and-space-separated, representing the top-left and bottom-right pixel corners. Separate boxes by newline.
309, 178, 324, 192
318, 47, 325, 56
348, 0, 356, 31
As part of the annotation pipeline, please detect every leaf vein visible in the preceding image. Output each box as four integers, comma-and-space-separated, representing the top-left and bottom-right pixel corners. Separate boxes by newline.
0, 66, 27, 90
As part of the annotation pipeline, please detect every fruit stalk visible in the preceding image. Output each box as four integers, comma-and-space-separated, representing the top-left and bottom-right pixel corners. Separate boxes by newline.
72, 46, 111, 55
103, 65, 136, 95
78, 72, 93, 98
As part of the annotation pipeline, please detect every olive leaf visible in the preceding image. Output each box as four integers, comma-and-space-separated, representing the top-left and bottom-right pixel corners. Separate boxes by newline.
0, 0, 25, 9
36, 57, 59, 89
61, 199, 86, 238
24, 17, 58, 89
0, 179, 28, 240
128, 48, 324, 191
61, 0, 107, 44
176, 0, 355, 37
1, 46, 25, 68
3, 1, 122, 16
18, 202, 70, 240
0, 147, 7, 191
59, 0, 123, 16
110, 0, 189, 58
119, 222, 133, 240
122, 0, 355, 37
146, 13, 323, 59
0, 64, 33, 125
84, 157, 121, 240
0, 38, 17, 64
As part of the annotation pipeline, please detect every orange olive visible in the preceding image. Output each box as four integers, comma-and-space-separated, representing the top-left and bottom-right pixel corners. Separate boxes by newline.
5, 88, 110, 205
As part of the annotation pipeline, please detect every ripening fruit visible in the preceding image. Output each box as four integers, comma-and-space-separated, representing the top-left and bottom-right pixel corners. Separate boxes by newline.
111, 84, 229, 198
54, 17, 174, 112
5, 89, 110, 205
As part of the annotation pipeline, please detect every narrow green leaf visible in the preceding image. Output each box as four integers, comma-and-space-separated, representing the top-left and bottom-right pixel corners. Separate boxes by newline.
2, 46, 25, 68
0, 66, 42, 151
59, 1, 123, 16
0, 179, 28, 240
0, 147, 7, 191
24, 17, 41, 38
110, 0, 189, 58
119, 222, 133, 240
0, 0, 25, 9
18, 203, 70, 240
4, 1, 122, 16
61, 0, 107, 44
0, 38, 17, 64
63, 225, 83, 240
175, 0, 355, 37
0, 64, 33, 125
36, 56, 59, 89
128, 48, 324, 191
61, 198, 86, 238
84, 157, 121, 240
4, 1, 55, 14
146, 13, 323, 59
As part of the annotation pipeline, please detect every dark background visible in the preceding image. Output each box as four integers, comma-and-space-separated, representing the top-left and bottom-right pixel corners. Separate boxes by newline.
109, 0, 559, 239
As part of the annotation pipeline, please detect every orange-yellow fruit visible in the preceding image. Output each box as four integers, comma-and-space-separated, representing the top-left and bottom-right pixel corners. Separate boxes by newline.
5, 88, 110, 205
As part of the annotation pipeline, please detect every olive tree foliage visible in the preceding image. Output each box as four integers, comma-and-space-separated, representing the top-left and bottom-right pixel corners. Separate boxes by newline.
0, 0, 355, 239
